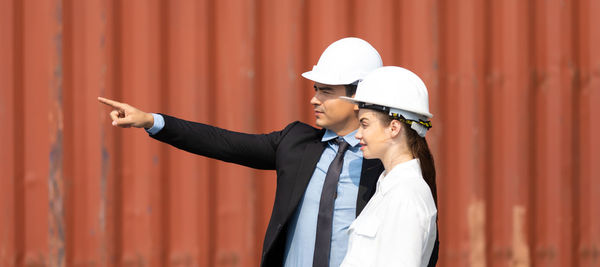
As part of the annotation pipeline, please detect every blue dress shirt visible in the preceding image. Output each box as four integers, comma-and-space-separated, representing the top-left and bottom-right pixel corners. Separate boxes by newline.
283, 129, 363, 267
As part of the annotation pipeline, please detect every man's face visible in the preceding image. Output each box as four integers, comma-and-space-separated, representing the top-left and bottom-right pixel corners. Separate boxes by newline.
310, 82, 358, 134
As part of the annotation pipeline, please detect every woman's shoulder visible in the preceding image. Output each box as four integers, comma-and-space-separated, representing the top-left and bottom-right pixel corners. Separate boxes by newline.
387, 163, 430, 194
384, 169, 437, 216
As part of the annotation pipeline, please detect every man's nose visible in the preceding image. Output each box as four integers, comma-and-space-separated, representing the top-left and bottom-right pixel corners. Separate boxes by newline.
310, 94, 320, 105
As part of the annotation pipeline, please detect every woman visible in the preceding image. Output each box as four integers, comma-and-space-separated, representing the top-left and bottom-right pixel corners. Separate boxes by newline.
340, 66, 438, 266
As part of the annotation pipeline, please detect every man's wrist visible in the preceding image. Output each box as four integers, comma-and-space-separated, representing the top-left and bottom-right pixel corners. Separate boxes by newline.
145, 113, 165, 135
144, 113, 154, 129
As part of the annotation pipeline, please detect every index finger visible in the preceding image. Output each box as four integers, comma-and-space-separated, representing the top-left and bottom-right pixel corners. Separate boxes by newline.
98, 97, 126, 109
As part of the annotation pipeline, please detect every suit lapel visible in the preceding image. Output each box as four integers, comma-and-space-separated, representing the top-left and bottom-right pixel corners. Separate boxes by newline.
285, 138, 327, 218
356, 158, 383, 216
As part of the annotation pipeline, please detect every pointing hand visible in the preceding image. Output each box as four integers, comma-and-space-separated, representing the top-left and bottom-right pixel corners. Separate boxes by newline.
97, 97, 154, 128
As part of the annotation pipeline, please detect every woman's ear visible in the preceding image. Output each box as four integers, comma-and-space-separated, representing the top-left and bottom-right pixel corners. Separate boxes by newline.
389, 120, 402, 138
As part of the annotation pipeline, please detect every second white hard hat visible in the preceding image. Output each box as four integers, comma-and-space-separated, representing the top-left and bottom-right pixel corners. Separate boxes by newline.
341, 66, 433, 136
302, 37, 383, 85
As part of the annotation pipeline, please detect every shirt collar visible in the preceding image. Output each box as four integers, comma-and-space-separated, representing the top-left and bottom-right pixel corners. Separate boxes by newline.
377, 159, 421, 195
321, 129, 361, 147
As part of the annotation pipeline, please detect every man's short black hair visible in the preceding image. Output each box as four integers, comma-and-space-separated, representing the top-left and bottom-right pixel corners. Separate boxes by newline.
344, 83, 358, 97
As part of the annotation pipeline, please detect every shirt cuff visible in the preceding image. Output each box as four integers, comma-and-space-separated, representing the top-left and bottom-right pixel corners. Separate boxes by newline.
145, 113, 165, 135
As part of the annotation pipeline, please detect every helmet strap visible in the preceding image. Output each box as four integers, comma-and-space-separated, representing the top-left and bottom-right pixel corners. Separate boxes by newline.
358, 102, 431, 137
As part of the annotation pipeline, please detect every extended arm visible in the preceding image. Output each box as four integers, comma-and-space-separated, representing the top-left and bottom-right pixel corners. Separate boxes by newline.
151, 114, 295, 170
98, 97, 295, 170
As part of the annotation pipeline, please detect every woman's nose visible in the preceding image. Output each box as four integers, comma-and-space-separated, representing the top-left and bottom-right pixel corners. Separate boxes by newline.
355, 130, 362, 140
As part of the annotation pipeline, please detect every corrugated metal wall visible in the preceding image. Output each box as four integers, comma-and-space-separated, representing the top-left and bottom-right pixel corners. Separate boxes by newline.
1, 0, 599, 266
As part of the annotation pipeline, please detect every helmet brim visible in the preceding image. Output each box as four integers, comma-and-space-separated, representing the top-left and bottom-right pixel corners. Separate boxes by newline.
339, 96, 433, 119
302, 71, 358, 86
339, 96, 359, 103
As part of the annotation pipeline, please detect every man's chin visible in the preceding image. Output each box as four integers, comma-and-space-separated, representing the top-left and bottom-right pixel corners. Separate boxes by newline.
314, 119, 326, 128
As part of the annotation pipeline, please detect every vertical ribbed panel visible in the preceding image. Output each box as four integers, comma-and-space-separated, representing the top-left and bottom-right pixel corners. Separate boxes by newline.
1, 0, 599, 266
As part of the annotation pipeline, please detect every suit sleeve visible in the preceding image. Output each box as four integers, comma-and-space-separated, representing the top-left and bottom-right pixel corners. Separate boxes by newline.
150, 114, 298, 170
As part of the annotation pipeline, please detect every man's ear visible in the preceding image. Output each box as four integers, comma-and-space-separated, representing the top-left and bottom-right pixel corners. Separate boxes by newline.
389, 120, 402, 138
350, 94, 359, 111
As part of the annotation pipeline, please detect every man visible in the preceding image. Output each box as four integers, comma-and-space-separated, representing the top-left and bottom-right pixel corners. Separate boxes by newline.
99, 37, 438, 267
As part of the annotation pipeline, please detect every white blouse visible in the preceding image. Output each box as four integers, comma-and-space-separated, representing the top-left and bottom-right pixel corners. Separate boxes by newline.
341, 159, 437, 267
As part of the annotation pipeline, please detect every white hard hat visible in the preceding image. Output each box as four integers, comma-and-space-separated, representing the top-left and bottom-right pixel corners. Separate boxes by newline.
341, 66, 433, 137
302, 37, 383, 85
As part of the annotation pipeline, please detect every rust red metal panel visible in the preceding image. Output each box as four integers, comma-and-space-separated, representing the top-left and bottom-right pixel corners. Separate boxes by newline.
532, 1, 577, 266
20, 0, 62, 265
437, 1, 489, 266
2, 0, 600, 266
577, 0, 600, 265
62, 0, 111, 265
489, 1, 533, 266
0, 0, 17, 265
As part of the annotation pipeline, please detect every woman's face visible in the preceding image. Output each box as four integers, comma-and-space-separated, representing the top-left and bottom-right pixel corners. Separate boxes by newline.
355, 109, 392, 159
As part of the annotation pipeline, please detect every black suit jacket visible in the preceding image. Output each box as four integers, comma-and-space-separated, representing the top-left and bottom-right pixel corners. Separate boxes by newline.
151, 114, 438, 266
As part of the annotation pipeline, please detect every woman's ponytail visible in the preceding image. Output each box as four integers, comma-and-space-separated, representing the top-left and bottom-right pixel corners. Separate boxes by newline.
405, 126, 437, 206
